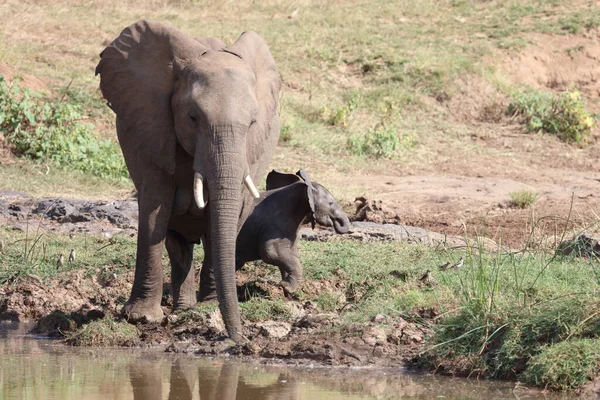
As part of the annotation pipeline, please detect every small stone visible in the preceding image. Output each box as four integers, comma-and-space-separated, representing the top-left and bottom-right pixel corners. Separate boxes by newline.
256, 321, 291, 338
371, 313, 387, 323
206, 309, 225, 333
409, 333, 423, 343
362, 326, 387, 346
166, 314, 178, 324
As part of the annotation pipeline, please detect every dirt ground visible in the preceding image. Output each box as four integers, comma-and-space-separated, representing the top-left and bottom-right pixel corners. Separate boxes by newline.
0, 247, 430, 368
322, 30, 600, 249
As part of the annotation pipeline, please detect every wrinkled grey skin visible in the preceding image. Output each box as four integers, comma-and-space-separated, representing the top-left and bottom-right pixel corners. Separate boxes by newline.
235, 170, 350, 293
95, 20, 281, 343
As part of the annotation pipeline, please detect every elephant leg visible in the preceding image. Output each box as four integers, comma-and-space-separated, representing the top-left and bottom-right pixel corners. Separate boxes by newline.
122, 169, 175, 322
275, 256, 302, 295
198, 236, 217, 301
166, 230, 196, 311
265, 246, 302, 295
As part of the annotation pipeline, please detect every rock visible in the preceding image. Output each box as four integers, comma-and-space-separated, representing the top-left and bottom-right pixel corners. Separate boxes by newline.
295, 313, 339, 328
371, 313, 388, 324
256, 321, 291, 338
373, 345, 387, 357
362, 326, 387, 346
557, 232, 600, 257
286, 302, 306, 319
353, 197, 400, 225
206, 309, 225, 333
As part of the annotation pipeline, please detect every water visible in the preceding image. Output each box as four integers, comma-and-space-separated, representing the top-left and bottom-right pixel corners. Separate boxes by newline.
0, 322, 570, 400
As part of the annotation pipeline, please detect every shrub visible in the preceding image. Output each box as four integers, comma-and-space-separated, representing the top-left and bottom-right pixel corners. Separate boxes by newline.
0, 76, 128, 179
510, 189, 538, 209
508, 88, 596, 143
321, 90, 361, 127
279, 123, 293, 144
347, 124, 414, 159
524, 339, 600, 390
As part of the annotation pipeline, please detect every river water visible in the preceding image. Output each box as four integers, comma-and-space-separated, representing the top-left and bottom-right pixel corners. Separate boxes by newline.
0, 322, 570, 400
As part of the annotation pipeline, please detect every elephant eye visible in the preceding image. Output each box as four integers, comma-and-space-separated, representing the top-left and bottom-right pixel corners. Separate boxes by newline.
189, 114, 197, 123
249, 118, 257, 127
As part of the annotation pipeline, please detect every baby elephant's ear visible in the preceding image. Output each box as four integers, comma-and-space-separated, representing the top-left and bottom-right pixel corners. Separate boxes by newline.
266, 170, 301, 190
296, 170, 316, 229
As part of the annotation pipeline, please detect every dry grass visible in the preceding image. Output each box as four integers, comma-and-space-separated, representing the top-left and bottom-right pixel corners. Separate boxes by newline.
1, 0, 598, 199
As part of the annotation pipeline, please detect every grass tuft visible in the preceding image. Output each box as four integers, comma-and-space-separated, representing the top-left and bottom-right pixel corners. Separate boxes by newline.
510, 189, 538, 209
524, 338, 600, 390
66, 316, 140, 346
239, 298, 292, 322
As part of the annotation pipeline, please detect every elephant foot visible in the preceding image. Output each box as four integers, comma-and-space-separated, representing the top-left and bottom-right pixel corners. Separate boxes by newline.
172, 287, 197, 312
279, 279, 300, 296
172, 300, 195, 313
122, 300, 164, 323
197, 285, 217, 302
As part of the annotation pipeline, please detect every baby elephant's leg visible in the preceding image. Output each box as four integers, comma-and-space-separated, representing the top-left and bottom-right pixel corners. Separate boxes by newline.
262, 241, 302, 294
273, 252, 303, 294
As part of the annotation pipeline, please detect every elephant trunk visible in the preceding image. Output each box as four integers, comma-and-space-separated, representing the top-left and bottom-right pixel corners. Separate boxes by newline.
207, 171, 244, 341
196, 127, 249, 342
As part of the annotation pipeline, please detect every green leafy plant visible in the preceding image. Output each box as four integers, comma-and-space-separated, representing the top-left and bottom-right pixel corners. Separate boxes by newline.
321, 90, 361, 127
510, 189, 538, 209
347, 124, 414, 159
0, 76, 128, 179
508, 88, 596, 143
279, 123, 293, 144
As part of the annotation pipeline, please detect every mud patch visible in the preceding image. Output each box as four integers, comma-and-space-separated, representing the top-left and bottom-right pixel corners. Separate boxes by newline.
0, 263, 430, 367
0, 191, 137, 237
162, 304, 430, 367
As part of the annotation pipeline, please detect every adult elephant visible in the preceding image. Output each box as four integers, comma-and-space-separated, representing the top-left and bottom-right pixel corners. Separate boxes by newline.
95, 20, 281, 343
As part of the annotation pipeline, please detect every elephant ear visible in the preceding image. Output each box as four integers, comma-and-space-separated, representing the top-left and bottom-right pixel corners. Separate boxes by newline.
265, 170, 301, 190
226, 31, 281, 170
95, 20, 208, 175
296, 170, 316, 229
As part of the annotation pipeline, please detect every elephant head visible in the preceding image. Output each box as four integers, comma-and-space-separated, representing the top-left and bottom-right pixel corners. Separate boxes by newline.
266, 170, 350, 234
95, 20, 281, 342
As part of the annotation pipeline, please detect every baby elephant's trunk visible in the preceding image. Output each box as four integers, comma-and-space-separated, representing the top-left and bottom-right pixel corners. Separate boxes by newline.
332, 211, 351, 234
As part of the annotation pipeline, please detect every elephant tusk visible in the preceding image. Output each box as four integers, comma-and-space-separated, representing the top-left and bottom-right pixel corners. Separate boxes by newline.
193, 172, 206, 209
244, 175, 260, 199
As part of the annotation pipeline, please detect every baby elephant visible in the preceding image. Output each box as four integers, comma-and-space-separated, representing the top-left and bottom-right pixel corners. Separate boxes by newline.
236, 169, 350, 293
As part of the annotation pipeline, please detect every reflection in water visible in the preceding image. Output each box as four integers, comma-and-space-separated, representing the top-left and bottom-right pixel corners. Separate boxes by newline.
1, 322, 566, 400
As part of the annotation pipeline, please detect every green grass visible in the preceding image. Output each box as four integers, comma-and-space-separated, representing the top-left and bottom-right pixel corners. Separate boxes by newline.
0, 0, 597, 184
510, 189, 538, 209
239, 298, 292, 322
66, 315, 140, 346
1, 0, 600, 392
0, 228, 133, 285
524, 338, 600, 390
0, 77, 128, 179
2, 218, 600, 390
